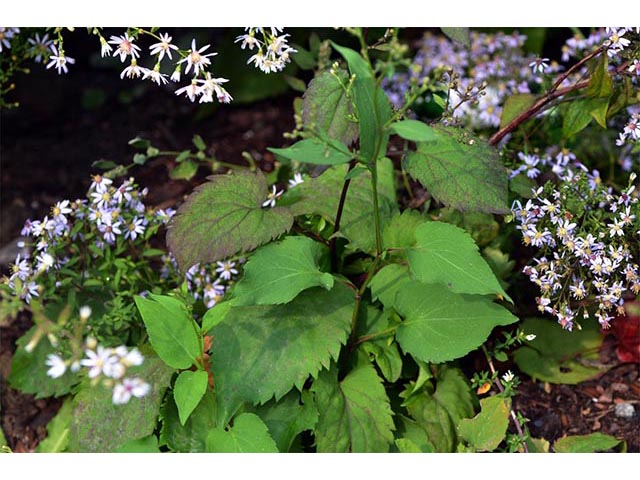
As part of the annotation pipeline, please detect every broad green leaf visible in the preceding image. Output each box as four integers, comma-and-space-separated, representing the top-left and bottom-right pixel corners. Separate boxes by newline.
562, 98, 594, 138
441, 27, 471, 47
231, 236, 334, 306
500, 93, 537, 129
389, 120, 437, 142
167, 170, 293, 270
587, 54, 613, 99
458, 395, 510, 452
395, 281, 519, 363
206, 413, 278, 453
332, 43, 392, 164
527, 437, 551, 453
394, 416, 436, 452
169, 159, 198, 181
201, 301, 232, 334
36, 399, 73, 452
312, 363, 395, 452
403, 125, 509, 214
252, 390, 318, 453
9, 327, 79, 398
407, 221, 511, 301
401, 366, 475, 452
268, 138, 352, 166
286, 158, 397, 252
356, 306, 402, 383
383, 209, 428, 250
211, 283, 354, 426
115, 435, 160, 453
513, 318, 605, 384
369, 263, 412, 309
159, 389, 217, 452
553, 433, 623, 453
394, 438, 424, 453
302, 69, 358, 144
174, 370, 209, 426
134, 294, 200, 370
67, 355, 173, 452
589, 97, 610, 128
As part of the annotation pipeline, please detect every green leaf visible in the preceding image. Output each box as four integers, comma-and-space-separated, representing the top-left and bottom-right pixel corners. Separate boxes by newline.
331, 43, 391, 164
167, 170, 294, 270
252, 390, 318, 452
135, 294, 201, 370
302, 69, 358, 144
587, 54, 613, 99
286, 157, 397, 252
206, 413, 278, 453
232, 236, 334, 306
36, 399, 73, 452
553, 433, 623, 453
128, 136, 150, 149
394, 416, 436, 452
400, 366, 475, 452
268, 138, 352, 166
291, 44, 316, 70
169, 159, 198, 181
115, 435, 160, 453
175, 150, 191, 163
589, 97, 610, 128
211, 283, 354, 426
201, 301, 232, 334
407, 221, 511, 301
174, 370, 209, 426
458, 395, 510, 452
369, 264, 411, 309
312, 363, 394, 452
500, 93, 537, 129
133, 153, 147, 165
389, 120, 437, 142
394, 437, 425, 453
513, 318, 605, 384
403, 125, 509, 214
67, 355, 173, 452
383, 210, 428, 250
562, 98, 594, 138
159, 389, 217, 452
9, 327, 78, 398
356, 306, 402, 382
395, 281, 519, 363
441, 27, 471, 47
192, 134, 206, 151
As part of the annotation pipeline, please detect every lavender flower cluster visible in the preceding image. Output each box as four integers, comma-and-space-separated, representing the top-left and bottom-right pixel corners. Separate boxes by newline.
512, 169, 639, 331
6, 175, 175, 305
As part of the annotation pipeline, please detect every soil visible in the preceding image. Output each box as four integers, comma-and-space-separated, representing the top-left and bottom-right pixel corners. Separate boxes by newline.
1, 30, 639, 453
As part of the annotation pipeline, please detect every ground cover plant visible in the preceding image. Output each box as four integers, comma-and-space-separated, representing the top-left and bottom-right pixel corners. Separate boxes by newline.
0, 26, 638, 453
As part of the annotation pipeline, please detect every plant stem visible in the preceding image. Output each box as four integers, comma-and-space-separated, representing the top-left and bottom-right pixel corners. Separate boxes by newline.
330, 161, 355, 271
481, 346, 530, 453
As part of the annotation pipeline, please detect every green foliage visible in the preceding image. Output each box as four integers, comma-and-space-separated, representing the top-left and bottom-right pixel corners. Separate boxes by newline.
356, 307, 403, 382
36, 399, 73, 453
67, 356, 173, 452
394, 281, 518, 363
169, 159, 199, 180
159, 390, 217, 452
403, 125, 509, 214
312, 363, 395, 452
206, 413, 279, 453
115, 436, 160, 453
252, 390, 318, 452
210, 283, 354, 426
268, 138, 352, 166
286, 157, 397, 252
382, 209, 427, 250
134, 294, 201, 370
458, 395, 511, 451
553, 432, 625, 453
400, 366, 476, 452
500, 93, 537, 128
301, 68, 358, 144
440, 27, 471, 47
389, 120, 437, 142
407, 221, 511, 300
369, 264, 412, 309
231, 236, 334, 306
167, 170, 294, 270
173, 370, 209, 426
9, 327, 78, 398
513, 318, 605, 384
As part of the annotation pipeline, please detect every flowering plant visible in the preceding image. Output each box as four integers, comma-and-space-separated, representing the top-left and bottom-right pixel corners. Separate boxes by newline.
2, 26, 637, 453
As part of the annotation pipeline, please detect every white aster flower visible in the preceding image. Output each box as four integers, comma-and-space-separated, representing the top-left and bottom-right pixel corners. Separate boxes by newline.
262, 185, 283, 208
288, 173, 304, 188
178, 39, 217, 76
46, 45, 75, 75
120, 59, 144, 79
502, 370, 515, 383
45, 354, 67, 378
109, 32, 141, 62
175, 79, 200, 102
142, 64, 169, 85
149, 32, 178, 61
215, 261, 238, 281
112, 377, 150, 405
80, 345, 118, 379
28, 33, 53, 63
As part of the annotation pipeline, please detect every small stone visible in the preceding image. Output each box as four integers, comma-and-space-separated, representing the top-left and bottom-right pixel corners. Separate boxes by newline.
614, 402, 635, 419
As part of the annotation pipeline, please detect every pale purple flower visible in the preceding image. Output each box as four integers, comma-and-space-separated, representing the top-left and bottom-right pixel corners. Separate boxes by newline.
112, 377, 150, 405
46, 45, 75, 75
